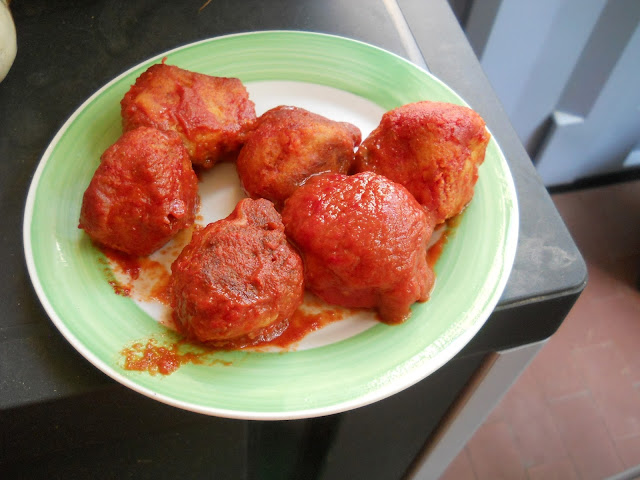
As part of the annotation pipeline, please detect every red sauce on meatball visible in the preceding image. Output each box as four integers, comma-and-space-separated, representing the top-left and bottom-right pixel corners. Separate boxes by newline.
170, 198, 305, 346
121, 61, 256, 169
237, 106, 361, 209
282, 171, 435, 324
354, 100, 490, 223
79, 126, 199, 256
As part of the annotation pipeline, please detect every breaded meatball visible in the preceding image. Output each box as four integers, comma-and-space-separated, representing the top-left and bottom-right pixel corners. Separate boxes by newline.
170, 198, 304, 346
121, 61, 256, 169
237, 106, 361, 209
353, 101, 490, 224
79, 126, 199, 256
282, 172, 434, 325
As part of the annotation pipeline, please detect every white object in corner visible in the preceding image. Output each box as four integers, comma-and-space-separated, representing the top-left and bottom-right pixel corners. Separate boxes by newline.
0, 0, 17, 82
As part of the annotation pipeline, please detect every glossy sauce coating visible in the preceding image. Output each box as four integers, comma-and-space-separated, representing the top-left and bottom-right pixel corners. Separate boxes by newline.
237, 106, 361, 209
282, 172, 435, 324
170, 198, 304, 346
121, 61, 256, 169
79, 126, 199, 256
354, 100, 490, 223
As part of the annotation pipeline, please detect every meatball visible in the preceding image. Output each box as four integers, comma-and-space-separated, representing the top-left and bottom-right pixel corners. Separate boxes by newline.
353, 101, 490, 224
236, 106, 361, 209
170, 198, 304, 346
79, 126, 199, 256
121, 61, 256, 169
282, 172, 434, 325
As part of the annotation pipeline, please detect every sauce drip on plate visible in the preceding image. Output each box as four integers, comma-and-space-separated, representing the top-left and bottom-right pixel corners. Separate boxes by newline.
104, 217, 455, 375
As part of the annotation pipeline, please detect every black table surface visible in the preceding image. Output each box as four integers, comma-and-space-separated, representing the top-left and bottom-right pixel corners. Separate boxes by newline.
0, 0, 586, 477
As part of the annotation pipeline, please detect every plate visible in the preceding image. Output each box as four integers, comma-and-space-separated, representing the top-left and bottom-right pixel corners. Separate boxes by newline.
24, 31, 518, 420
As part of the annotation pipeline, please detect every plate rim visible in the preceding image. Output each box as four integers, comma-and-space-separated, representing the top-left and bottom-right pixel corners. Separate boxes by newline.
23, 30, 519, 420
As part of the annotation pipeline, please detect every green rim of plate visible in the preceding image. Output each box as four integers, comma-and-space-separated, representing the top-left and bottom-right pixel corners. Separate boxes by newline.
23, 31, 518, 420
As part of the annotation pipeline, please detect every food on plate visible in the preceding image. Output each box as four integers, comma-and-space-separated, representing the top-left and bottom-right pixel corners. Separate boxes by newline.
281, 171, 435, 325
120, 61, 256, 169
236, 106, 361, 209
170, 198, 304, 346
79, 126, 199, 256
353, 100, 490, 224
90, 66, 489, 347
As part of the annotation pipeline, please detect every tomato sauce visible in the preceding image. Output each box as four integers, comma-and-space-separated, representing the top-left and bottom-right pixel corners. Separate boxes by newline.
101, 246, 141, 280
98, 224, 196, 303
101, 247, 173, 303
121, 339, 232, 376
114, 216, 460, 376
120, 304, 349, 375
108, 280, 132, 297
253, 305, 347, 349
426, 216, 462, 267
427, 232, 448, 267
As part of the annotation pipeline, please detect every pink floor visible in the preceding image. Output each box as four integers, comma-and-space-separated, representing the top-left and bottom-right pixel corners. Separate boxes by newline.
440, 179, 640, 480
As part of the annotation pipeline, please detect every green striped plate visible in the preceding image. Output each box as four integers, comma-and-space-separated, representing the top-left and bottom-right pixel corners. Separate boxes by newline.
24, 31, 518, 419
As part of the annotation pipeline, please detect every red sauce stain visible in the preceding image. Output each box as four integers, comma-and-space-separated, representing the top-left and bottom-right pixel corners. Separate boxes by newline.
427, 232, 448, 267
133, 259, 172, 304
114, 216, 462, 376
98, 224, 197, 301
103, 247, 141, 279
98, 247, 138, 297
156, 225, 199, 261
98, 249, 172, 303
108, 280, 132, 297
150, 274, 172, 305
254, 305, 347, 349
122, 340, 187, 375
120, 303, 349, 375
426, 216, 461, 267
121, 339, 233, 376
168, 299, 350, 353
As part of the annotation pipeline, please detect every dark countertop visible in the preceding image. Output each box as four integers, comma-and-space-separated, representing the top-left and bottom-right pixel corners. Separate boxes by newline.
0, 0, 586, 478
